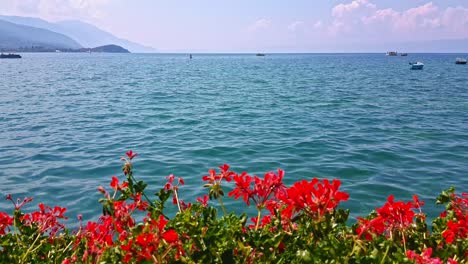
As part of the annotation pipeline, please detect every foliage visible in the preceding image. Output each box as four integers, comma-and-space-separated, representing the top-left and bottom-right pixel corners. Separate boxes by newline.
0, 151, 467, 263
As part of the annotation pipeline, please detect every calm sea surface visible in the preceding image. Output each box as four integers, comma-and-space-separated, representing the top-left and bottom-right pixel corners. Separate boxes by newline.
1, 53, 467, 225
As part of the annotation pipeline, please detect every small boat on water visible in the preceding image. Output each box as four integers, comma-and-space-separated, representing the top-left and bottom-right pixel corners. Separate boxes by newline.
400, 53, 408, 56
256, 53, 266, 56
386, 51, 398, 56
455, 58, 467, 64
409, 62, 424, 70
0, 53, 21, 59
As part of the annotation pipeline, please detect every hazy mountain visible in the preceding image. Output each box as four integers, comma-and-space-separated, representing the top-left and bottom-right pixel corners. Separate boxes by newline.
0, 19, 82, 50
56, 20, 156, 53
0, 15, 156, 53
90, 44, 130, 53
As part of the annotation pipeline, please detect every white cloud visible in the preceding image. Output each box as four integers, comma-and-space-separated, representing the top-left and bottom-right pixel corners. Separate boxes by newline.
332, 0, 376, 18
440, 6, 468, 36
248, 18, 271, 32
313, 20, 323, 29
328, 0, 377, 36
288, 20, 304, 32
327, 1, 468, 40
361, 8, 399, 24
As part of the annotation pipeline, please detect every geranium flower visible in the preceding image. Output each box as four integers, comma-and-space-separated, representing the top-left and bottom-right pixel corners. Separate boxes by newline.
125, 150, 137, 160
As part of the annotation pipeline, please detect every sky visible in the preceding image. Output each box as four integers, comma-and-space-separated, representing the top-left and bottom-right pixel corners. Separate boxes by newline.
1, 0, 468, 52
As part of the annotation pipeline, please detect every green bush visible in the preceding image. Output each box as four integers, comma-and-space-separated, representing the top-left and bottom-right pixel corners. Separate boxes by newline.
1, 151, 467, 263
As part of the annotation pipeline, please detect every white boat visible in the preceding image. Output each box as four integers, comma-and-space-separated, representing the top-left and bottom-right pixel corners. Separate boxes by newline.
455, 58, 467, 64
409, 62, 424, 70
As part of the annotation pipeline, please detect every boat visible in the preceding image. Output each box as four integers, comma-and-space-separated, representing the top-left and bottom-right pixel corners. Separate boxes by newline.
409, 62, 424, 70
256, 53, 266, 56
386, 51, 398, 56
400, 53, 408, 56
455, 58, 467, 64
0, 53, 21, 59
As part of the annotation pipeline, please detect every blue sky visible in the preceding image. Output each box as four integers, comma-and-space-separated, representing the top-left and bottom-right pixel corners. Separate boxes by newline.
1, 0, 468, 52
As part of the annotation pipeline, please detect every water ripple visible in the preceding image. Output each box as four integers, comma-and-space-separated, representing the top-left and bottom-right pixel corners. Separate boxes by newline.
0, 53, 467, 225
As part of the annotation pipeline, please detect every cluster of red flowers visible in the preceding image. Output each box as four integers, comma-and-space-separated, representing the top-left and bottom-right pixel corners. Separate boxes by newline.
4, 194, 67, 237
76, 215, 114, 261
279, 178, 349, 220
70, 175, 180, 263
229, 169, 286, 210
356, 195, 422, 240
406, 248, 458, 264
121, 214, 184, 263
0, 211, 13, 235
0, 151, 466, 263
441, 192, 468, 244
202, 164, 234, 200
20, 203, 68, 237
228, 167, 349, 229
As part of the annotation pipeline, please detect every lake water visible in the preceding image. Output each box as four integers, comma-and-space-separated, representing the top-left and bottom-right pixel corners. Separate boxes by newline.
1, 53, 467, 225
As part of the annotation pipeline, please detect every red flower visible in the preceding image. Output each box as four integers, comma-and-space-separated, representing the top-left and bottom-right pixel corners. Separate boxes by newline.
357, 195, 424, 239
228, 172, 253, 205
202, 164, 234, 184
376, 195, 415, 229
121, 214, 184, 262
413, 194, 425, 209
229, 169, 286, 210
196, 195, 209, 207
442, 215, 468, 244
110, 176, 128, 191
165, 174, 184, 191
440, 191, 468, 244
203, 164, 235, 199
19, 203, 68, 237
0, 211, 13, 235
6, 195, 33, 210
279, 178, 349, 219
406, 248, 443, 264
248, 215, 272, 229
125, 150, 137, 160
162, 229, 179, 243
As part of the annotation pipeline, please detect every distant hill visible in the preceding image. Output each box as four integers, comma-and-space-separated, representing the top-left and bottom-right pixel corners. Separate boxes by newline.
0, 19, 82, 50
57, 20, 156, 53
87, 44, 130, 53
0, 15, 157, 53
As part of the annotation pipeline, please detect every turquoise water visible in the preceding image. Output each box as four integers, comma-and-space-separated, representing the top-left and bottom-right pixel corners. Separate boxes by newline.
1, 53, 467, 225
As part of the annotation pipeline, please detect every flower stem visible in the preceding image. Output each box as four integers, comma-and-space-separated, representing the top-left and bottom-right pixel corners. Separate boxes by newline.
129, 174, 156, 208
21, 233, 41, 263
174, 188, 182, 213
255, 209, 262, 231
379, 245, 390, 264
401, 230, 407, 252
218, 196, 227, 216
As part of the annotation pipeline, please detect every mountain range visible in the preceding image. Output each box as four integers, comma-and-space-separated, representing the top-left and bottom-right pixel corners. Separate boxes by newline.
0, 19, 81, 50
0, 15, 156, 53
